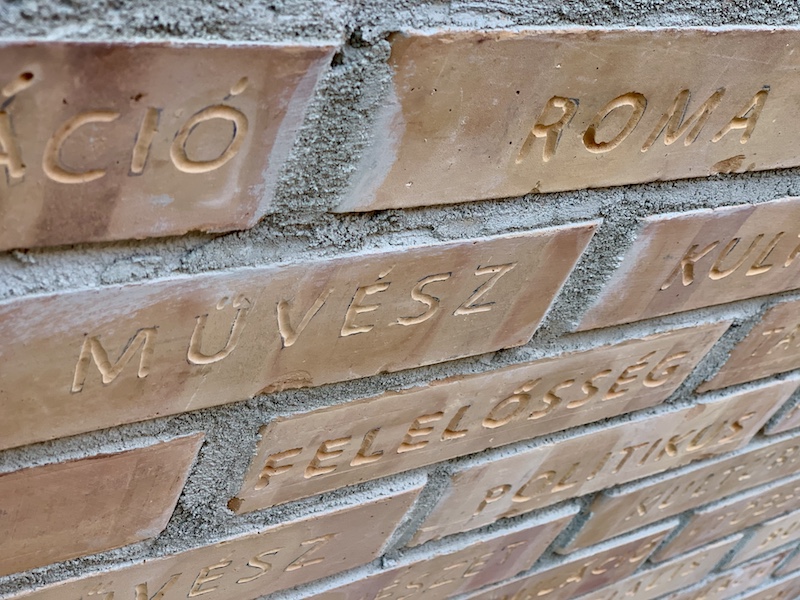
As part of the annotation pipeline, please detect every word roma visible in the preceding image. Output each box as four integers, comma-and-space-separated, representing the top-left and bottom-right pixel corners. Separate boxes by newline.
232, 324, 727, 513
0, 227, 595, 451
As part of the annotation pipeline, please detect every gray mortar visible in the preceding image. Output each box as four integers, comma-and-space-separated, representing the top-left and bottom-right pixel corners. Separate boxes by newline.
3, 2, 800, 599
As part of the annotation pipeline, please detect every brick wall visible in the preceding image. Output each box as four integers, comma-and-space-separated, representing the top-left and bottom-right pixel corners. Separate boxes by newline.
2, 2, 800, 600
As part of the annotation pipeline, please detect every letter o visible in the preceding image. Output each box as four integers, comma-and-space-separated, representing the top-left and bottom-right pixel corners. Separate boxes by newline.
583, 92, 647, 154
170, 105, 248, 174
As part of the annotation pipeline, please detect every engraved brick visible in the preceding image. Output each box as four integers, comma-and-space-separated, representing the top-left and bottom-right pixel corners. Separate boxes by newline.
411, 382, 786, 545
737, 573, 800, 600
0, 434, 203, 577
0, 226, 594, 451
662, 550, 791, 600
338, 29, 797, 212
233, 324, 727, 514
774, 549, 800, 577
701, 300, 800, 392
562, 413, 800, 553
0, 42, 332, 249
460, 524, 675, 600
312, 508, 577, 600
653, 474, 800, 562
730, 509, 800, 567
767, 402, 800, 436
573, 536, 741, 600
578, 198, 800, 331
9, 486, 422, 600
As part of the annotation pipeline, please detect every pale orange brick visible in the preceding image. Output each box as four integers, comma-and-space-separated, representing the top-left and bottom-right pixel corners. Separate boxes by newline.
338, 30, 800, 212
311, 507, 577, 600
0, 433, 203, 577
0, 226, 595, 451
653, 474, 800, 562
579, 198, 800, 331
701, 300, 800, 392
730, 509, 800, 566
233, 323, 727, 513
460, 524, 675, 600
0, 42, 333, 249
412, 382, 787, 545
562, 423, 800, 552
9, 486, 422, 600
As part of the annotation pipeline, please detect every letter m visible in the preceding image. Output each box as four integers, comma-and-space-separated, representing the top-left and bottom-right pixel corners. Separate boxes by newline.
642, 88, 725, 151
71, 327, 158, 393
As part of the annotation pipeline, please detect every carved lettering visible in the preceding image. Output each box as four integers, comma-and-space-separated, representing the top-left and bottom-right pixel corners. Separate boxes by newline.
305, 437, 352, 478
134, 574, 181, 600
642, 88, 725, 151
712, 87, 770, 144
660, 241, 720, 289
188, 560, 232, 597
284, 534, 336, 571
235, 549, 281, 584
130, 107, 160, 175
72, 327, 158, 393
341, 282, 391, 336
170, 105, 248, 174
454, 263, 516, 316
43, 111, 120, 183
0, 111, 25, 179
395, 273, 451, 326
277, 288, 333, 347
518, 96, 578, 163
583, 92, 647, 153
187, 295, 251, 365
255, 447, 303, 490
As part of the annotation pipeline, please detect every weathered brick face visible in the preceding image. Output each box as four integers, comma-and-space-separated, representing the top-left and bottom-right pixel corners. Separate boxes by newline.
3, 18, 800, 600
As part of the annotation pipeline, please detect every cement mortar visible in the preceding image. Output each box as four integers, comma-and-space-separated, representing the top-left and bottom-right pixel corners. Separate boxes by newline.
3, 2, 800, 599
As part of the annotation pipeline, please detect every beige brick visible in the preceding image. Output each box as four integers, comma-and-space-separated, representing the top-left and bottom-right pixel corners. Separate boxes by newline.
737, 573, 800, 600
0, 434, 203, 577
701, 300, 800, 392
339, 29, 798, 212
9, 486, 422, 600
0, 226, 594, 451
653, 475, 800, 562
767, 402, 800, 436
233, 324, 727, 513
562, 418, 800, 552
774, 549, 800, 577
578, 198, 800, 331
730, 509, 800, 566
411, 384, 785, 545
460, 524, 675, 600
573, 536, 741, 600
311, 508, 577, 600
0, 42, 332, 249
663, 549, 791, 600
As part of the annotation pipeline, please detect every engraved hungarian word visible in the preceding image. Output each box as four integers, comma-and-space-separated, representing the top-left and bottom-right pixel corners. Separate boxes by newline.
736, 573, 800, 600
8, 487, 421, 600
337, 29, 800, 212
663, 549, 791, 600
702, 300, 800, 391
579, 197, 800, 330
573, 537, 740, 600
0, 228, 594, 451
411, 384, 786, 545
460, 525, 674, 600
653, 474, 800, 561
314, 509, 576, 600
730, 509, 800, 567
0, 42, 332, 249
232, 324, 727, 513
561, 406, 800, 552
0, 434, 202, 577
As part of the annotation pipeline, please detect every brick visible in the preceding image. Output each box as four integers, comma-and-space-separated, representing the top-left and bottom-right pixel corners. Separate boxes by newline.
411, 384, 785, 545
774, 549, 800, 577
573, 536, 741, 600
9, 486, 422, 600
0, 433, 203, 577
730, 509, 800, 566
578, 198, 800, 331
0, 226, 594, 451
737, 573, 800, 600
701, 300, 800, 392
0, 42, 332, 249
653, 474, 800, 561
338, 29, 798, 212
562, 416, 800, 552
459, 524, 675, 600
233, 324, 727, 514
663, 549, 790, 600
311, 508, 577, 600
767, 401, 800, 435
